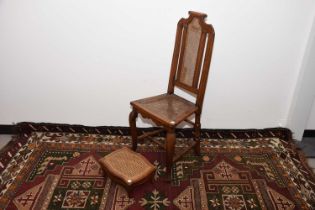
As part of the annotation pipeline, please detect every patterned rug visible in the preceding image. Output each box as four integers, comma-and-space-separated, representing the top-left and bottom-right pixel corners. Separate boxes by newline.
0, 123, 315, 209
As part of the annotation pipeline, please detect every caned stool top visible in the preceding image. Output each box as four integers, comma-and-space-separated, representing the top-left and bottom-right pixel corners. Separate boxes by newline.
99, 147, 155, 186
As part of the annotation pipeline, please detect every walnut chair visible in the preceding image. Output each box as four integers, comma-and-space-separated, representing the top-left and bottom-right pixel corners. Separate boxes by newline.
129, 11, 215, 173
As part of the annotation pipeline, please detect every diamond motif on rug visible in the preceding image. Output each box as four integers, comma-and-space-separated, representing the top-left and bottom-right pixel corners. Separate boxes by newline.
112, 186, 134, 210
222, 194, 246, 210
71, 156, 102, 176
13, 174, 59, 210
13, 182, 44, 210
267, 186, 295, 210
211, 160, 241, 180
62, 190, 90, 208
173, 186, 194, 209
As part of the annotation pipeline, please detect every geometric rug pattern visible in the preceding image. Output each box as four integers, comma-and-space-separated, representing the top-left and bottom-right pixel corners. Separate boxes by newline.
0, 125, 315, 209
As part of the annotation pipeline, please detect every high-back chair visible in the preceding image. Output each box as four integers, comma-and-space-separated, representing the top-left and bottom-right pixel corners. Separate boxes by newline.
129, 11, 215, 172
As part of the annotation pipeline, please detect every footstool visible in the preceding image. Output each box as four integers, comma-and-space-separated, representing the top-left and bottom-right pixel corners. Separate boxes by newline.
99, 147, 156, 194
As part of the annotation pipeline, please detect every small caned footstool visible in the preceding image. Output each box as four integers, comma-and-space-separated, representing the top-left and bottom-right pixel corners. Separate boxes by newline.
99, 147, 156, 194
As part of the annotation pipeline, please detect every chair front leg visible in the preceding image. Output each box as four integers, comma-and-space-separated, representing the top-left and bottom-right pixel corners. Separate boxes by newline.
194, 114, 201, 156
165, 128, 176, 173
129, 108, 138, 151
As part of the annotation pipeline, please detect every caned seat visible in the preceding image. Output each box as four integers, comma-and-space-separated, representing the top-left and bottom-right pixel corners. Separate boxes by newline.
129, 11, 215, 173
131, 94, 198, 126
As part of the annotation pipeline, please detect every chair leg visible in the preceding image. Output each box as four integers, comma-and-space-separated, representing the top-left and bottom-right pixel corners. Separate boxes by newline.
129, 108, 138, 151
165, 129, 176, 173
194, 114, 201, 156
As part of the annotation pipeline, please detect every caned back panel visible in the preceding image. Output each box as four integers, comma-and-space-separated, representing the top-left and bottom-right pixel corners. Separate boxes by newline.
169, 12, 214, 96
176, 18, 202, 87
167, 11, 215, 110
168, 11, 215, 110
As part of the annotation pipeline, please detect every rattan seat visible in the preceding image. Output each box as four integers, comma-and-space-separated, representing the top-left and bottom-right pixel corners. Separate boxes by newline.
99, 147, 155, 193
131, 94, 198, 126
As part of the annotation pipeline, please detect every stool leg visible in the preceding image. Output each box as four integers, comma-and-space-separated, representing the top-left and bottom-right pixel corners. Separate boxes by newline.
126, 186, 133, 198
129, 108, 138, 151
165, 129, 176, 173
194, 114, 201, 156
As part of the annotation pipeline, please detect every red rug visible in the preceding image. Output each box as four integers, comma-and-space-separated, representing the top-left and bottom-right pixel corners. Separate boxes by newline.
0, 124, 315, 209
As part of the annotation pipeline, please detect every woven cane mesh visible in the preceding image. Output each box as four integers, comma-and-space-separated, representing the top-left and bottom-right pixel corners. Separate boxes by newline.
101, 148, 154, 182
178, 18, 202, 87
133, 94, 197, 125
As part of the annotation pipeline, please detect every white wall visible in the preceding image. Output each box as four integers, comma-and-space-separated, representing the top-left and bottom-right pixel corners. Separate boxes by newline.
307, 101, 315, 129
1, 0, 315, 129
286, 15, 315, 139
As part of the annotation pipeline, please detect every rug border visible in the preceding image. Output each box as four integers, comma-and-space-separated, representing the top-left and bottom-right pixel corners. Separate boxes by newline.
0, 122, 311, 175
16, 122, 293, 138
0, 122, 291, 173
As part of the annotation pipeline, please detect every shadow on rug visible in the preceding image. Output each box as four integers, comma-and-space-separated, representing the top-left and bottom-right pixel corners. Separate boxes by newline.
0, 123, 315, 209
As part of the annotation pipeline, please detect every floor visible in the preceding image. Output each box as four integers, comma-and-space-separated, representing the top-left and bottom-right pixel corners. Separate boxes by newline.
295, 137, 315, 173
1, 134, 315, 173
0, 135, 12, 150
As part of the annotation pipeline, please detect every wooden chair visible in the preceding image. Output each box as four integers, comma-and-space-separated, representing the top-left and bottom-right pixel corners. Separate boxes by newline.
129, 11, 215, 173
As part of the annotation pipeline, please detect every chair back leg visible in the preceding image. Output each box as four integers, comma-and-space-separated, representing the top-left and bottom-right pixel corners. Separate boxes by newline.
129, 109, 138, 150
194, 114, 201, 155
